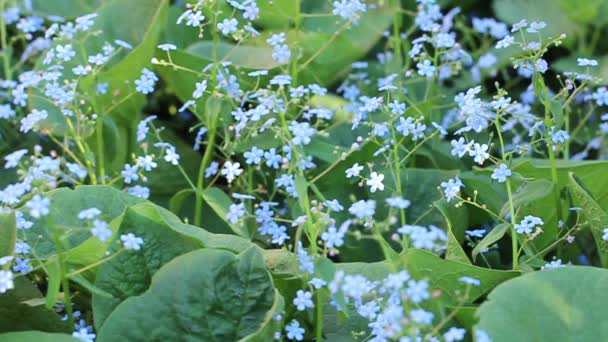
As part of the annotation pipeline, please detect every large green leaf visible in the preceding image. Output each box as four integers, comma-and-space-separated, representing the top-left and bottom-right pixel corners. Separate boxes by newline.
92, 202, 203, 328
23, 186, 145, 261
472, 223, 510, 262
513, 159, 608, 209
500, 179, 558, 250
0, 332, 79, 342
477, 266, 608, 341
97, 247, 282, 341
289, 1, 394, 85
553, 55, 608, 82
569, 173, 608, 267
254, 0, 297, 29
0, 211, 16, 258
29, 0, 106, 17
187, 41, 287, 69
33, 0, 168, 137
434, 199, 470, 264
0, 278, 70, 333
92, 202, 252, 328
493, 0, 581, 40
324, 249, 517, 339
399, 249, 519, 304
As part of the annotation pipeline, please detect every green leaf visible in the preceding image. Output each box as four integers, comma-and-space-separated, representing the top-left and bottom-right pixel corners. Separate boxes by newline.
97, 247, 281, 341
477, 266, 608, 341
557, 0, 603, 22
472, 223, 510, 262
203, 187, 250, 238
93, 202, 252, 328
493, 0, 581, 40
399, 249, 519, 304
168, 188, 195, 214
0, 332, 79, 342
513, 159, 608, 208
569, 173, 608, 267
0, 278, 71, 333
44, 260, 61, 309
434, 199, 470, 264
187, 41, 287, 70
499, 179, 558, 250
324, 250, 517, 338
0, 211, 16, 260
254, 0, 296, 29
33, 0, 168, 139
29, 0, 106, 17
294, 174, 309, 213
553, 54, 608, 82
288, 1, 395, 85
24, 185, 145, 262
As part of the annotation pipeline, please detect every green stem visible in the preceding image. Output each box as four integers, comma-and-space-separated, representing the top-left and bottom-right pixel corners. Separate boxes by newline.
315, 291, 323, 341
495, 115, 518, 270
0, 0, 12, 80
95, 117, 105, 184
194, 126, 216, 227
193, 4, 221, 227
505, 181, 518, 270
49, 221, 74, 326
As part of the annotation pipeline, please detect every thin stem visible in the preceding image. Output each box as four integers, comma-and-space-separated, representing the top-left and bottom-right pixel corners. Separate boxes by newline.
49, 219, 74, 326
95, 117, 105, 184
0, 0, 12, 80
494, 115, 518, 270
194, 126, 216, 227
193, 3, 221, 227
315, 291, 323, 341
505, 181, 518, 270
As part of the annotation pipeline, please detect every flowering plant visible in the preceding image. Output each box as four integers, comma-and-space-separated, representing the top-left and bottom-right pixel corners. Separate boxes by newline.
2, 0, 608, 341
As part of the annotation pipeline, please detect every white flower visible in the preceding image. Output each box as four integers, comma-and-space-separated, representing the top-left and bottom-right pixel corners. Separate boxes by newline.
469, 143, 489, 165
491, 164, 512, 183
542, 259, 566, 270
321, 221, 349, 248
386, 196, 411, 209
444, 327, 466, 342
221, 161, 243, 183
345, 163, 363, 178
410, 308, 434, 325
440, 177, 463, 202
120, 233, 144, 250
577, 58, 598, 67
514, 215, 544, 234
496, 35, 514, 48
348, 200, 376, 219
406, 279, 430, 303
25, 195, 50, 218
127, 185, 150, 199
136, 155, 158, 171
20, 109, 48, 133
217, 18, 238, 35
458, 276, 480, 286
192, 80, 207, 99
293, 290, 314, 311
78, 208, 101, 220
285, 320, 305, 341
72, 328, 96, 342
366, 172, 384, 193
450, 138, 473, 158
4, 149, 28, 169
0, 270, 14, 293
92, 220, 112, 242
121, 164, 139, 184
227, 202, 246, 224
